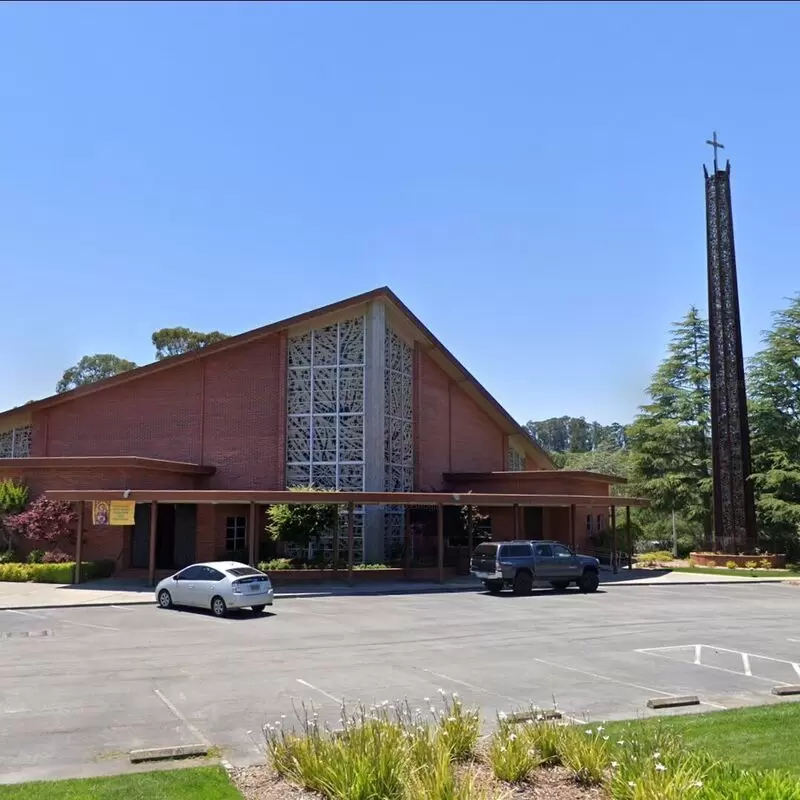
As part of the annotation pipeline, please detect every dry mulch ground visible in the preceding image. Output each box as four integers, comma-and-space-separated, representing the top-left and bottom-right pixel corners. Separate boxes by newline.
230, 763, 605, 800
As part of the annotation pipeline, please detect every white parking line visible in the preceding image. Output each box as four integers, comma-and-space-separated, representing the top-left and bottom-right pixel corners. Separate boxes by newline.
154, 688, 211, 746
296, 678, 342, 704
420, 667, 521, 705
4, 609, 47, 619
533, 656, 728, 710
636, 646, 793, 687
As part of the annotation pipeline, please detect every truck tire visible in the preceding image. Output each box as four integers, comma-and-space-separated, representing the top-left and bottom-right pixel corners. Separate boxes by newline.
484, 580, 504, 594
513, 571, 533, 595
579, 570, 600, 593
550, 580, 570, 592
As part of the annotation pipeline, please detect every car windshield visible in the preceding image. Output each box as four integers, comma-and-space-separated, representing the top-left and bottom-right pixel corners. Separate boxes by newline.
473, 544, 497, 557
226, 567, 263, 577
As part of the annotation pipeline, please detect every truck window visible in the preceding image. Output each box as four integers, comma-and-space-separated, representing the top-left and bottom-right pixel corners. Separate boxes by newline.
534, 544, 553, 558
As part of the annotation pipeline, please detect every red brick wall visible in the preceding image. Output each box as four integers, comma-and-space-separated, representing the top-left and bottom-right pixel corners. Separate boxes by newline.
28, 334, 283, 490
202, 338, 282, 489
416, 351, 505, 490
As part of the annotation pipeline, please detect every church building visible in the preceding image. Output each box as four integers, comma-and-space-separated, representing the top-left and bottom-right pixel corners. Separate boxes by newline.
0, 287, 642, 577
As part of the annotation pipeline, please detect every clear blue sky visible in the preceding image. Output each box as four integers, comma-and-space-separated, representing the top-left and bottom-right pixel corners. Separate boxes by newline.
2, 2, 798, 425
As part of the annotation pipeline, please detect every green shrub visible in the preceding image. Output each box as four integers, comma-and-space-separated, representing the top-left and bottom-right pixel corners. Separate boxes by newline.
435, 691, 480, 761
0, 560, 115, 584
259, 558, 295, 571
83, 559, 116, 580
0, 479, 28, 516
557, 725, 611, 785
726, 560, 738, 569
636, 551, 673, 567
0, 549, 19, 564
760, 558, 773, 570
354, 563, 393, 571
487, 723, 542, 783
744, 560, 758, 570
27, 549, 44, 564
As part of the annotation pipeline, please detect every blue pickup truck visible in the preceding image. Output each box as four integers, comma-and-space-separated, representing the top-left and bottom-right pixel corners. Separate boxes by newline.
470, 540, 601, 595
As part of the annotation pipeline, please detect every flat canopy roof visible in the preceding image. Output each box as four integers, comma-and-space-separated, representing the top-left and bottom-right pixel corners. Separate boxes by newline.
0, 457, 215, 475
44, 489, 649, 508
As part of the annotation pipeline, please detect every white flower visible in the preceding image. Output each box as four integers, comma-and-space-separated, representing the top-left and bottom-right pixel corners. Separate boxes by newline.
653, 752, 661, 759
381, 700, 389, 707
584, 729, 593, 735
655, 763, 666, 772
448, 717, 456, 722
429, 706, 436, 714
628, 781, 636, 788
498, 711, 508, 720
597, 725, 605, 732
509, 733, 517, 741
424, 697, 430, 703
693, 780, 704, 788
452, 692, 459, 698
611, 761, 618, 769
617, 740, 625, 746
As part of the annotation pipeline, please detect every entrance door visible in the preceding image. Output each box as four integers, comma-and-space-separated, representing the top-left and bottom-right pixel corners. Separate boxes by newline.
173, 504, 197, 568
156, 504, 176, 570
131, 504, 151, 569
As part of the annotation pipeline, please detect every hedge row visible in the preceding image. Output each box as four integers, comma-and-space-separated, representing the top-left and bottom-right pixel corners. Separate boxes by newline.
0, 559, 116, 584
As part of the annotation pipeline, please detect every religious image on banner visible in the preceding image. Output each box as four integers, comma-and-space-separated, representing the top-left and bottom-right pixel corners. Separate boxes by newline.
92, 501, 110, 525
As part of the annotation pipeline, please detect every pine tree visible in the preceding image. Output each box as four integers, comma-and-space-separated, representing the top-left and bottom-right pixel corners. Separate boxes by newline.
627, 307, 712, 546
748, 295, 800, 555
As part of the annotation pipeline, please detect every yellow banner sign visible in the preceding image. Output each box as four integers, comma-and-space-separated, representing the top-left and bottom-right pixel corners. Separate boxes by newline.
93, 500, 135, 526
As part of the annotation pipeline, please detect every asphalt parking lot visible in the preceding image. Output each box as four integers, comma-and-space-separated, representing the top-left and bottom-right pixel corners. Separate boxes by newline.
2, 582, 800, 783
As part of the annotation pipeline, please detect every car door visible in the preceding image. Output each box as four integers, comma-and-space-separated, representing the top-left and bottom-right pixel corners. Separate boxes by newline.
189, 566, 225, 609
531, 544, 555, 579
171, 565, 202, 605
551, 543, 581, 579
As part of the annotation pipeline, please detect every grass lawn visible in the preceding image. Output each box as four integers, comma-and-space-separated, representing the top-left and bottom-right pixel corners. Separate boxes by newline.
0, 766, 242, 799
669, 565, 799, 579
607, 702, 800, 775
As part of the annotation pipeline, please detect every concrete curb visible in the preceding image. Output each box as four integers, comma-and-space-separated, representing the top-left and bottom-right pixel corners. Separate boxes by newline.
602, 578, 795, 587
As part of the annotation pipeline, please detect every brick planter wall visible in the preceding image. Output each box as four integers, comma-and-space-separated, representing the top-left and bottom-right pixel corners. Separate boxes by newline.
264, 567, 458, 586
690, 552, 786, 569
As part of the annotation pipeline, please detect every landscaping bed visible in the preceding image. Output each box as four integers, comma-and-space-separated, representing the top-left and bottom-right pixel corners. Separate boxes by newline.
690, 552, 787, 569
257, 562, 458, 585
235, 695, 800, 800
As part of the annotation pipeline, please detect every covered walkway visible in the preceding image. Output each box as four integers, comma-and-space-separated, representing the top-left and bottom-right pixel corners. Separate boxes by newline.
46, 488, 649, 585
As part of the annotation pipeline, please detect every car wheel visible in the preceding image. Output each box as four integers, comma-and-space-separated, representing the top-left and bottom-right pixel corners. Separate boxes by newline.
157, 589, 173, 609
579, 570, 600, 593
251, 605, 267, 613
550, 580, 570, 592
211, 596, 228, 617
512, 571, 533, 595
483, 580, 504, 594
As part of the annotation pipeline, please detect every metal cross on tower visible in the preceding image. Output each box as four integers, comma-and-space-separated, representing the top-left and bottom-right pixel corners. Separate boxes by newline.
706, 131, 725, 172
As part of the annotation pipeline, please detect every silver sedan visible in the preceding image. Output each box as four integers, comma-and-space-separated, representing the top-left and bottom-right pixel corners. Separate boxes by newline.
155, 561, 274, 617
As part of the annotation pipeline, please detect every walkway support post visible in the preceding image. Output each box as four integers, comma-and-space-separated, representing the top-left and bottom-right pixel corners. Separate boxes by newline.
403, 507, 412, 578
332, 505, 340, 575
513, 504, 520, 540
626, 505, 633, 569
467, 506, 474, 558
611, 505, 618, 574
248, 501, 257, 567
437, 503, 444, 584
569, 504, 576, 550
148, 501, 158, 586
347, 502, 355, 586
74, 501, 84, 584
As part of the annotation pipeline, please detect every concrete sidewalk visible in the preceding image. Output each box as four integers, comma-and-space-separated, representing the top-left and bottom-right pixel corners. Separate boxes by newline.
0, 568, 796, 610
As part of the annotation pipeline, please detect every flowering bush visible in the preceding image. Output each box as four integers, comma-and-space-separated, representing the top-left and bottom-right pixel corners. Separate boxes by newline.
726, 560, 738, 569
760, 558, 773, 570
42, 550, 71, 563
744, 560, 759, 570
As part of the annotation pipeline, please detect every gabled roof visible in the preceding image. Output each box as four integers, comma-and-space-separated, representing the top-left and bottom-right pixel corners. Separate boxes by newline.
0, 287, 552, 468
